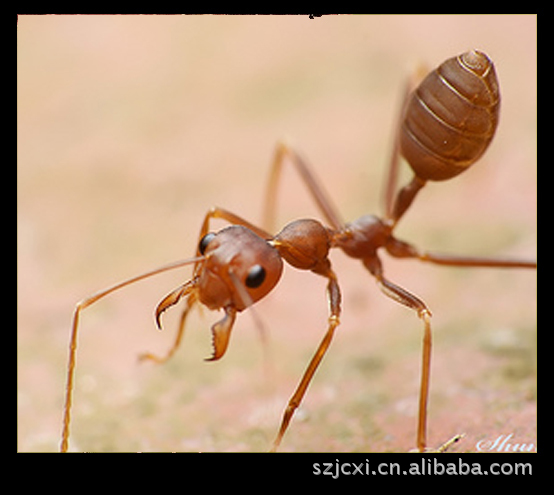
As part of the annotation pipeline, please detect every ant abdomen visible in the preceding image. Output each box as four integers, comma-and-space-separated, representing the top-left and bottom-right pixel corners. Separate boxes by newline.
400, 50, 500, 181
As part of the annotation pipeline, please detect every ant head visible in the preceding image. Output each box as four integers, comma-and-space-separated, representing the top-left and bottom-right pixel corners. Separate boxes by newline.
197, 225, 283, 312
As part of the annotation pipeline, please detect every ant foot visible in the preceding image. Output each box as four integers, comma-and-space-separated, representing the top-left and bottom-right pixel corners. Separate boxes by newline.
409, 433, 465, 453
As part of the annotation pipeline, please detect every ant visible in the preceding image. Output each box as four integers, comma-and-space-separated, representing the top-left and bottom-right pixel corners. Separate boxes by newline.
60, 50, 536, 452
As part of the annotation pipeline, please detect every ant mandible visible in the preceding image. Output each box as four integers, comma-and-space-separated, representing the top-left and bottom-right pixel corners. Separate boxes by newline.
60, 50, 536, 452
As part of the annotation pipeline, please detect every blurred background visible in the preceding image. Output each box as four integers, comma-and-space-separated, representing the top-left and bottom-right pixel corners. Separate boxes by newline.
18, 15, 536, 452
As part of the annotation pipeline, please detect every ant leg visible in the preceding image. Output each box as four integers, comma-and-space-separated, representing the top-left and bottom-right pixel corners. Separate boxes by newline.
199, 206, 273, 243
383, 67, 429, 222
270, 265, 341, 451
194, 206, 275, 278
383, 80, 411, 219
386, 237, 537, 269
418, 251, 537, 269
363, 256, 434, 452
262, 141, 344, 232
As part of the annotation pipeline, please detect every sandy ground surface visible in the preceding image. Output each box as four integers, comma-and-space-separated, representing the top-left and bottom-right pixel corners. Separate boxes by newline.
18, 15, 536, 453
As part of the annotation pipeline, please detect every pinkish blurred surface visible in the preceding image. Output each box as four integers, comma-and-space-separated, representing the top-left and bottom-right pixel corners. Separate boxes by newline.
18, 15, 536, 452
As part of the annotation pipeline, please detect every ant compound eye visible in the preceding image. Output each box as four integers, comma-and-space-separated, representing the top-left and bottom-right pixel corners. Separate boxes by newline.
199, 233, 216, 255
245, 264, 266, 289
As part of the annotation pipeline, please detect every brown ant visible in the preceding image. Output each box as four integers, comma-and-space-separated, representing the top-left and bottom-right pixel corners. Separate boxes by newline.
60, 50, 536, 452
